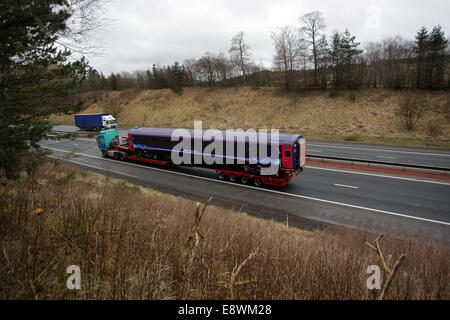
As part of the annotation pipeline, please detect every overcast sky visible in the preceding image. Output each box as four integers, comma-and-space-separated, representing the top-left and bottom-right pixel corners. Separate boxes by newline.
89, 0, 449, 75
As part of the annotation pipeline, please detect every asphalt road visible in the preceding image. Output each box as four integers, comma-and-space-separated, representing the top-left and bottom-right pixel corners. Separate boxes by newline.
308, 140, 450, 168
40, 136, 450, 245
52, 125, 450, 168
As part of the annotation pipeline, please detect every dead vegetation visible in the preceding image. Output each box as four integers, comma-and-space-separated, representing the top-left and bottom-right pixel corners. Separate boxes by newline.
50, 87, 450, 147
0, 161, 448, 299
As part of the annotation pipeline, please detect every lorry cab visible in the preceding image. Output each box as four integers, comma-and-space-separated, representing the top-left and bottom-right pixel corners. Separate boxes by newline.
102, 114, 117, 130
96, 129, 119, 152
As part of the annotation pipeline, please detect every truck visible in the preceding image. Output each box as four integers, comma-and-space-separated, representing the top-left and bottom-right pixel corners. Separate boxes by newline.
96, 127, 305, 187
74, 113, 117, 131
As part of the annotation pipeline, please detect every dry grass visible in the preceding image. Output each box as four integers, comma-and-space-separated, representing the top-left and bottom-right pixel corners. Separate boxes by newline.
0, 161, 448, 299
50, 87, 450, 147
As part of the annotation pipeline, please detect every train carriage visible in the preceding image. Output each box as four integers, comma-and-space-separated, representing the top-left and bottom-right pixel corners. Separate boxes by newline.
97, 127, 306, 187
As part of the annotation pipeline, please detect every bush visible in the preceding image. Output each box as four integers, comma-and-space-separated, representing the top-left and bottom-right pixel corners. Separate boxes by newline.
344, 135, 360, 141
398, 92, 428, 130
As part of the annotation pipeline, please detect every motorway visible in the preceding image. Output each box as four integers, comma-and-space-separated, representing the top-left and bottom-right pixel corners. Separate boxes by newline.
41, 134, 450, 245
53, 125, 450, 168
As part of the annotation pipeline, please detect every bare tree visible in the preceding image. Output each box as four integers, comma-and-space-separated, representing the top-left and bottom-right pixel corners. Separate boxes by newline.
229, 31, 252, 84
272, 26, 302, 91
364, 41, 383, 88
300, 11, 326, 86
398, 91, 428, 130
58, 0, 110, 56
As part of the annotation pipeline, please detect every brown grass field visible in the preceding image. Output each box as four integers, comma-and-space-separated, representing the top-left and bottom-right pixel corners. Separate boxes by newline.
50, 87, 450, 148
1, 160, 448, 299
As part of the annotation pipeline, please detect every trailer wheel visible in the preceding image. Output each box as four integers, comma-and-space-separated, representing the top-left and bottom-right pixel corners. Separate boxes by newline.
118, 153, 124, 161
217, 172, 225, 180
228, 174, 237, 182
114, 152, 119, 160
252, 178, 262, 187
240, 175, 249, 184
102, 150, 107, 158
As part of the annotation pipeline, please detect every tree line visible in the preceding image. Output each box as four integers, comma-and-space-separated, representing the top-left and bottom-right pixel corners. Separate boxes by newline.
81, 12, 448, 93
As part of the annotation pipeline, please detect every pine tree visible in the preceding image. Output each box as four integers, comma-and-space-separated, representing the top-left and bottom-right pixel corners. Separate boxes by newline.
145, 69, 153, 89
152, 64, 167, 89
0, 0, 87, 178
413, 26, 429, 88
109, 73, 117, 90
169, 62, 186, 95
427, 25, 448, 89
328, 29, 362, 88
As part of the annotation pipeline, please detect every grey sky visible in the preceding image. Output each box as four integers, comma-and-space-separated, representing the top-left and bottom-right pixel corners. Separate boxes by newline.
90, 0, 449, 75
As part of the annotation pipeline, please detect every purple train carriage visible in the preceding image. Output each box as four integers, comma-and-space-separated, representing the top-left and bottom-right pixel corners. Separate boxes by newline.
97, 127, 306, 187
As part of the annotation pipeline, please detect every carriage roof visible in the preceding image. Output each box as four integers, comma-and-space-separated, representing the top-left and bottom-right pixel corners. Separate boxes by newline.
128, 127, 303, 145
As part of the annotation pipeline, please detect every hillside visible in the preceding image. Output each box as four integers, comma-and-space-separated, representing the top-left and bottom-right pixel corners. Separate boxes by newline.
0, 161, 448, 299
51, 87, 450, 147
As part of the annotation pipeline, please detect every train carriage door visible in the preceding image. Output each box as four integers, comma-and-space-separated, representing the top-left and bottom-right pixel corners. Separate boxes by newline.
282, 145, 293, 169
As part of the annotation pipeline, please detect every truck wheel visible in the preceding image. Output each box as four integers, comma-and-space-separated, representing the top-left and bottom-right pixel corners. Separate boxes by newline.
114, 153, 119, 160
228, 174, 237, 182
217, 172, 225, 180
240, 175, 249, 184
253, 178, 262, 187
118, 153, 124, 161
102, 150, 107, 158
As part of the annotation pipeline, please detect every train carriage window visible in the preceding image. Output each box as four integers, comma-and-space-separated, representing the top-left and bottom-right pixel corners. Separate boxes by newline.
285, 149, 291, 157
152, 139, 161, 145
141, 137, 151, 145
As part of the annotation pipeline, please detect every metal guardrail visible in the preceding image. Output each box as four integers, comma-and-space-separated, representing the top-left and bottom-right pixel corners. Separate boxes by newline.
306, 154, 450, 172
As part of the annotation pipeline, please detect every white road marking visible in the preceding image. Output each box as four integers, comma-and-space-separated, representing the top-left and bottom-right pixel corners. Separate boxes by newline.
76, 138, 96, 142
308, 143, 450, 157
307, 149, 322, 153
307, 166, 450, 186
43, 146, 450, 227
46, 141, 450, 186
408, 203, 421, 207
334, 183, 358, 189
377, 155, 398, 159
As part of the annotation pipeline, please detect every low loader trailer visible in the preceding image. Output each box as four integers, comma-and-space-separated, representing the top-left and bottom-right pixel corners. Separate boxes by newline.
96, 128, 304, 187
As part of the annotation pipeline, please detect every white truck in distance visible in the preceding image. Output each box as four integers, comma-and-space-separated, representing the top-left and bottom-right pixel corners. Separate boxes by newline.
74, 113, 117, 131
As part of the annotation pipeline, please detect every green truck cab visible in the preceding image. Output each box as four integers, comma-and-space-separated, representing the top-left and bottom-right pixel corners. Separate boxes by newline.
96, 128, 119, 154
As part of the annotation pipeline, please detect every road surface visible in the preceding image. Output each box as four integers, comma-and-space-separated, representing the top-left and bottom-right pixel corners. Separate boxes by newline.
41, 136, 450, 245
52, 125, 450, 168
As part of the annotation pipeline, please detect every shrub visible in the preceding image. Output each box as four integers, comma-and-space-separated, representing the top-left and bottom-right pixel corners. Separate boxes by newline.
398, 92, 428, 130
344, 135, 360, 141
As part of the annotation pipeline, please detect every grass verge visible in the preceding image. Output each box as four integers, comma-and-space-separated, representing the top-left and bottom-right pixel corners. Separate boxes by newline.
50, 87, 450, 149
0, 161, 448, 299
